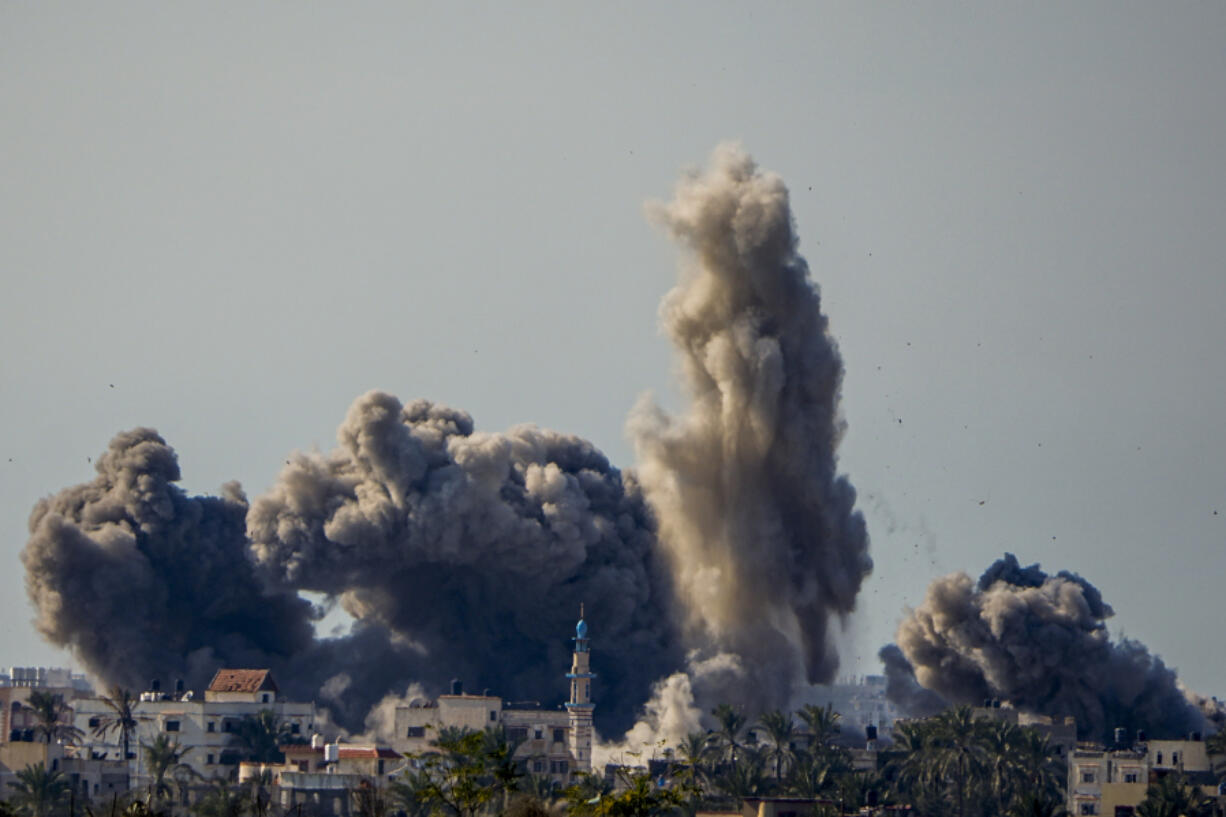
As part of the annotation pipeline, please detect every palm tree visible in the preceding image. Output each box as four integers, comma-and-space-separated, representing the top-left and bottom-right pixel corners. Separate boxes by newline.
756, 710, 795, 783
388, 767, 435, 817
7, 762, 71, 817
482, 726, 525, 811
673, 732, 713, 796
25, 692, 83, 746
189, 780, 249, 817
796, 704, 841, 753
1136, 773, 1213, 817
713, 747, 766, 805
1007, 791, 1069, 817
710, 704, 747, 776
233, 710, 291, 763
93, 687, 144, 789
141, 734, 193, 806
930, 707, 989, 817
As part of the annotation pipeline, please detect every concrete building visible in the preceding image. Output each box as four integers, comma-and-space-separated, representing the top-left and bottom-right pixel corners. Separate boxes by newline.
2, 667, 92, 744
971, 702, 1078, 761
1068, 735, 1218, 816
392, 611, 595, 785
71, 669, 316, 786
239, 741, 402, 817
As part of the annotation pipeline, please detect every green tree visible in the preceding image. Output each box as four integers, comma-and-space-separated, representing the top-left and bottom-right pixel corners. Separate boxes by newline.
1135, 773, 1213, 817
755, 711, 795, 783
388, 766, 435, 817
411, 729, 492, 817
1007, 791, 1069, 817
25, 692, 83, 746
481, 726, 525, 811
672, 732, 713, 797
930, 707, 989, 817
141, 734, 194, 807
568, 771, 682, 817
7, 763, 72, 817
93, 687, 145, 790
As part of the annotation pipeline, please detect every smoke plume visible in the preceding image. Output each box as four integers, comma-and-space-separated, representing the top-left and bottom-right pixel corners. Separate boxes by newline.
884, 553, 1211, 740
22, 145, 871, 740
630, 144, 872, 697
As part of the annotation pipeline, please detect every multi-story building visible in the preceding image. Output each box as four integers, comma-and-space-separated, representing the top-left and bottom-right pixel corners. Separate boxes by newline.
2, 667, 93, 744
1068, 735, 1217, 816
71, 669, 316, 786
392, 611, 595, 785
239, 739, 403, 817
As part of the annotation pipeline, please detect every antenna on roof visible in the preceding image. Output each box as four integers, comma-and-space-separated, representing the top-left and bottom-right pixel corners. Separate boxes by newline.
580, 602, 584, 618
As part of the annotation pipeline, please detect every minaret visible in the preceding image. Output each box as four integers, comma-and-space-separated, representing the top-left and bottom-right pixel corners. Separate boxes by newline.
565, 604, 595, 772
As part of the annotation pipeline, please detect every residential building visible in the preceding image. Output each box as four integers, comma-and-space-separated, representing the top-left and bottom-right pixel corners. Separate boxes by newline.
239, 740, 402, 817
1068, 735, 1217, 816
71, 669, 316, 787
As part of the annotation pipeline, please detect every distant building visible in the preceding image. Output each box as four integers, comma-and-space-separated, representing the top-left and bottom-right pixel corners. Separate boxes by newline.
392, 610, 595, 785
71, 669, 316, 787
1, 667, 93, 745
240, 739, 402, 817
1068, 734, 1217, 816
971, 701, 1078, 760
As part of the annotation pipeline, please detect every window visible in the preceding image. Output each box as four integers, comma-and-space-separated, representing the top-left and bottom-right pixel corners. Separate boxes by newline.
534, 729, 543, 740
1115, 807, 1135, 816
489, 711, 497, 722
297, 762, 309, 772
206, 754, 214, 765
532, 760, 544, 773
1080, 803, 1097, 815
553, 728, 565, 743
1081, 770, 1095, 783
1156, 753, 1163, 765
223, 720, 234, 733
262, 694, 270, 704
1171, 752, 1179, 764
165, 720, 180, 732
207, 722, 215, 733
290, 723, 300, 735
1124, 772, 1138, 783
508, 727, 528, 743
407, 727, 426, 738
88, 717, 100, 729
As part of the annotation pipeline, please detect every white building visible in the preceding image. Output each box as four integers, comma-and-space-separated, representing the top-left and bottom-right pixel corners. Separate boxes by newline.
392, 611, 596, 785
72, 669, 316, 787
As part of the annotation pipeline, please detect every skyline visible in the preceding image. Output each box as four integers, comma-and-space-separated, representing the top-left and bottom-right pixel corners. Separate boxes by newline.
3, 3, 1225, 711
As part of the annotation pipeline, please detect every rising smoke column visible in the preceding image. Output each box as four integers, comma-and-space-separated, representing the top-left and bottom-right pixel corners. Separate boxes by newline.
246, 392, 685, 733
21, 429, 318, 690
883, 553, 1209, 740
630, 144, 873, 712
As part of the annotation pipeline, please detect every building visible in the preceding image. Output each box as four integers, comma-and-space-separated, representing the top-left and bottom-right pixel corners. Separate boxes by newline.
392, 611, 594, 785
239, 739, 402, 817
1068, 735, 1218, 816
971, 702, 1078, 761
71, 669, 316, 787
2, 667, 93, 744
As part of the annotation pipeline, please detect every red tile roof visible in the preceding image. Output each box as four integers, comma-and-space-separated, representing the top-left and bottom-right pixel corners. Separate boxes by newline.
281, 745, 400, 760
207, 669, 279, 694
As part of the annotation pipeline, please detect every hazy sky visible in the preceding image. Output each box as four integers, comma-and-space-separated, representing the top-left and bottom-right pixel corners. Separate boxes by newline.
3, 3, 1224, 699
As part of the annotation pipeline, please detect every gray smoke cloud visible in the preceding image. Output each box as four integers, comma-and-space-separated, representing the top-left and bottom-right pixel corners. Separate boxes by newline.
884, 553, 1212, 740
21, 145, 872, 738
628, 144, 872, 715
21, 428, 318, 690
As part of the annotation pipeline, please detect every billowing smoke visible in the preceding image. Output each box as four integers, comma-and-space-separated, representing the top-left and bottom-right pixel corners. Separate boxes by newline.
21, 429, 317, 690
246, 392, 685, 732
630, 144, 872, 694
21, 145, 871, 739
883, 553, 1212, 740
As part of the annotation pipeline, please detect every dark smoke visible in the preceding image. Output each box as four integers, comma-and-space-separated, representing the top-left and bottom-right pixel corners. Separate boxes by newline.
884, 553, 1211, 740
22, 145, 872, 741
21, 429, 317, 691
247, 392, 685, 732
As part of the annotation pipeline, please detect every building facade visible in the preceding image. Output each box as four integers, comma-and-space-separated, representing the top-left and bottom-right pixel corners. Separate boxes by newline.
1068, 736, 1217, 816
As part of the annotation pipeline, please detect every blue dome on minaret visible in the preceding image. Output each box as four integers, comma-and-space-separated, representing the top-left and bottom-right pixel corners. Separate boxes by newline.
576, 618, 587, 639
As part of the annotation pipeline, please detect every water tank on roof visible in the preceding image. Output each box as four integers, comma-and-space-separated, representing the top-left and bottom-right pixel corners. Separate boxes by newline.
311, 734, 324, 750
450, 679, 463, 695
324, 742, 339, 763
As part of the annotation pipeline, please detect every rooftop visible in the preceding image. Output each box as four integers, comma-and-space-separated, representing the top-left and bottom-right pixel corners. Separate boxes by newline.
207, 669, 278, 694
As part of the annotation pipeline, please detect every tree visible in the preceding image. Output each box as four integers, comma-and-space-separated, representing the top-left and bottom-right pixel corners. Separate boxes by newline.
7, 763, 71, 817
796, 704, 841, 752
929, 707, 989, 817
25, 692, 83, 746
755, 711, 795, 783
411, 728, 493, 817
1135, 773, 1213, 817
93, 687, 145, 789
141, 734, 194, 807
1007, 791, 1069, 817
710, 705, 746, 776
568, 771, 682, 817
234, 710, 294, 764
482, 726, 525, 811
189, 781, 249, 817
672, 732, 713, 797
